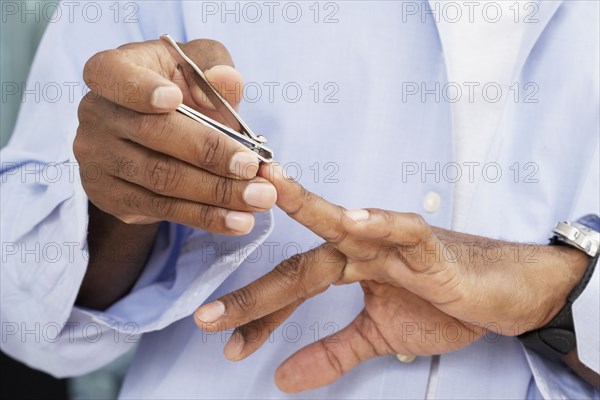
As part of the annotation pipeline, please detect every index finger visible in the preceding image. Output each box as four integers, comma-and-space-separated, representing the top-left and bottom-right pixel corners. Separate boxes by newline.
258, 163, 348, 244
194, 244, 345, 331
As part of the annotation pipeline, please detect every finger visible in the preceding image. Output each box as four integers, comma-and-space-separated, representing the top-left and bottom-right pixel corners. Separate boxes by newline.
84, 172, 255, 235
223, 301, 301, 361
191, 64, 244, 119
341, 208, 445, 274
84, 96, 259, 179
204, 65, 243, 108
342, 209, 433, 246
173, 40, 242, 116
338, 209, 436, 279
194, 244, 345, 330
334, 259, 382, 285
100, 139, 276, 212
181, 39, 235, 71
83, 42, 182, 113
258, 163, 347, 244
342, 209, 466, 305
275, 310, 390, 393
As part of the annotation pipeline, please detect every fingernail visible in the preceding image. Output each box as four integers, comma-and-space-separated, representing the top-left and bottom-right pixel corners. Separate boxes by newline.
345, 209, 370, 223
205, 64, 237, 75
224, 331, 245, 360
151, 86, 182, 110
196, 301, 225, 323
229, 151, 259, 179
243, 183, 277, 209
225, 211, 254, 234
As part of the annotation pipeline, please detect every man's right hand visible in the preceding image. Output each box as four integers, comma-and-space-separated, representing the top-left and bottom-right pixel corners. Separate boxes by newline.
74, 39, 277, 235
74, 39, 276, 310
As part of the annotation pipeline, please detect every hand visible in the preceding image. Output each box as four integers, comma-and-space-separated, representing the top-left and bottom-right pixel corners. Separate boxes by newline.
74, 39, 276, 235
194, 164, 589, 392
74, 38, 278, 310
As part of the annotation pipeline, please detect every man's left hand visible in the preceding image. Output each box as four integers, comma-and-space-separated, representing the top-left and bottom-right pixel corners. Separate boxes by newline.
194, 164, 589, 392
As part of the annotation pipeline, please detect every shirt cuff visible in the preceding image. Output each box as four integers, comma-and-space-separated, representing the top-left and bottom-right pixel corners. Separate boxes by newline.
522, 348, 599, 399
76, 211, 274, 335
572, 257, 600, 373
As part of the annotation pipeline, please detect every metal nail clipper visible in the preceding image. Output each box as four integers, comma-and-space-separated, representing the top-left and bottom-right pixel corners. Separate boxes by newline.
160, 34, 273, 163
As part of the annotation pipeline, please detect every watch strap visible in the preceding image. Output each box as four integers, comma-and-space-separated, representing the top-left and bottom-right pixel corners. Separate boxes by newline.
519, 215, 600, 361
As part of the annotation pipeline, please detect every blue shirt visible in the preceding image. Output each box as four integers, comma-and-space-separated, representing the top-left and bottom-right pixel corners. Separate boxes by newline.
1, 1, 598, 399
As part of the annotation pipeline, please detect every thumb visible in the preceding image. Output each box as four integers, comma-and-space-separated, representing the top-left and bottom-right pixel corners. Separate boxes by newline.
275, 310, 384, 393
83, 41, 183, 114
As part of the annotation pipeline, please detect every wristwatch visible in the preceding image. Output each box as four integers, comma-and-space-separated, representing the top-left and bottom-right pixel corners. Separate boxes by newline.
518, 215, 600, 361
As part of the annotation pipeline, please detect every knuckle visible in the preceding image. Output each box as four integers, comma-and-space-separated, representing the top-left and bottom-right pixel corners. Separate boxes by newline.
300, 185, 316, 207
406, 213, 431, 239
273, 253, 309, 296
286, 185, 314, 217
83, 49, 114, 86
131, 113, 154, 140
72, 134, 90, 162
77, 93, 95, 122
319, 244, 346, 278
321, 243, 344, 262
238, 321, 262, 342
227, 286, 257, 313
146, 156, 182, 193
112, 157, 139, 181
213, 177, 233, 206
195, 204, 219, 228
323, 222, 347, 245
203, 39, 229, 55
133, 112, 179, 145
116, 42, 138, 51
381, 209, 399, 231
200, 133, 226, 169
122, 190, 144, 212
150, 196, 176, 219
319, 341, 345, 377
189, 39, 233, 66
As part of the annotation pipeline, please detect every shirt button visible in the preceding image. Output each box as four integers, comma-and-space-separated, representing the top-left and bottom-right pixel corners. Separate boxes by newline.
423, 192, 441, 213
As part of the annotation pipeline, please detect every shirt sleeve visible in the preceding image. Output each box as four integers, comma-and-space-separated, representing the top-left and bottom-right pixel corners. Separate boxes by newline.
573, 261, 600, 373
522, 142, 600, 399
522, 262, 600, 399
570, 138, 600, 375
0, 2, 274, 378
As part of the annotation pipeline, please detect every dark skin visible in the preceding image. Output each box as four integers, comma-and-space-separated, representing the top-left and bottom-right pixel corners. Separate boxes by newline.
75, 203, 159, 310
74, 39, 599, 391
74, 39, 277, 309
195, 164, 599, 392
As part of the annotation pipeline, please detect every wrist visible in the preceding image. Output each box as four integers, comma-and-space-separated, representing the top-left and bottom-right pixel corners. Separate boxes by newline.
76, 202, 161, 310
528, 244, 589, 330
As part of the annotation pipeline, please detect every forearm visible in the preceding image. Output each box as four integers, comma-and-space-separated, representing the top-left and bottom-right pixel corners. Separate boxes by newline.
75, 202, 160, 310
